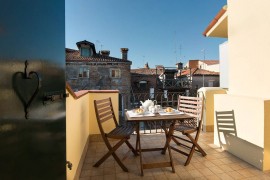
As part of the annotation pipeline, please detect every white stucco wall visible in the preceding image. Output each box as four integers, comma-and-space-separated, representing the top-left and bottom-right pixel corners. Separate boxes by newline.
214, 94, 265, 148
212, 0, 270, 170
219, 41, 228, 88
228, 0, 270, 98
205, 64, 219, 72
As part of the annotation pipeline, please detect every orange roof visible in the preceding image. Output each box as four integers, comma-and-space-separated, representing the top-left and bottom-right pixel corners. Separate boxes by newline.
203, 60, 219, 65
179, 68, 219, 76
203, 5, 227, 36
131, 68, 163, 75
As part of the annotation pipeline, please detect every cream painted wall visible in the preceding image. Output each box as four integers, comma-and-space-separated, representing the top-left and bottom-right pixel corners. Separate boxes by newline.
264, 100, 270, 170
198, 87, 227, 132
66, 92, 89, 180
66, 90, 119, 180
228, 0, 270, 98
89, 93, 119, 134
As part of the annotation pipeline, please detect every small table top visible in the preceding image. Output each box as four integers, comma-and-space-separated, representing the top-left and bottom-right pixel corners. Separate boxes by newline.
125, 110, 192, 122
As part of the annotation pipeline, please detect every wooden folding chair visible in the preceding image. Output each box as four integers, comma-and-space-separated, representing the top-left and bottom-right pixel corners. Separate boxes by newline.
93, 97, 137, 172
169, 95, 207, 166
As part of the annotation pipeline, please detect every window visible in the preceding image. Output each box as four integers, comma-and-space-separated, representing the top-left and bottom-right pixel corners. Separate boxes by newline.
208, 80, 214, 87
139, 80, 147, 90
78, 67, 89, 78
110, 69, 121, 78
80, 47, 92, 57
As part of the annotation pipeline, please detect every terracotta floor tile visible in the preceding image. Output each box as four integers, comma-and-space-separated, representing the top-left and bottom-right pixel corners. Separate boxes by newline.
79, 132, 269, 179
244, 177, 261, 180
227, 171, 245, 179
116, 172, 129, 179
197, 168, 215, 176
92, 168, 104, 177
79, 177, 91, 180
205, 174, 221, 180
209, 166, 224, 174
238, 168, 258, 178
80, 169, 92, 178
164, 172, 180, 179
218, 164, 234, 172
90, 175, 103, 180
103, 174, 116, 180
187, 169, 204, 178
180, 173, 197, 179
216, 173, 234, 180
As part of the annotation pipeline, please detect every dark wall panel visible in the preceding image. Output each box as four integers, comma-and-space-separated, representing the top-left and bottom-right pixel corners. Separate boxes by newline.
0, 0, 66, 179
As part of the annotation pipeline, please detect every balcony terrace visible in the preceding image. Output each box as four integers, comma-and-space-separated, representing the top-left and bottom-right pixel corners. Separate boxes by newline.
80, 132, 270, 180
66, 86, 270, 179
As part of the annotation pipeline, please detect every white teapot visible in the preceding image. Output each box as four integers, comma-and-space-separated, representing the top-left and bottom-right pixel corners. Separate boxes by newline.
140, 99, 157, 111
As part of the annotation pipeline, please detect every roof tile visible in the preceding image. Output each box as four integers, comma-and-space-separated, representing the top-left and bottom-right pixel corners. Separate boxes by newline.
179, 68, 219, 76
66, 48, 131, 63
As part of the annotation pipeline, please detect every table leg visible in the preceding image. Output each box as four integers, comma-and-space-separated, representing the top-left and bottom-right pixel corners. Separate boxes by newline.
161, 122, 169, 154
135, 123, 144, 176
135, 123, 139, 151
165, 121, 176, 173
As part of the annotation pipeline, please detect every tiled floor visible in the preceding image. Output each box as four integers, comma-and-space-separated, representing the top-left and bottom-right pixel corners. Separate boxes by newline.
80, 132, 270, 179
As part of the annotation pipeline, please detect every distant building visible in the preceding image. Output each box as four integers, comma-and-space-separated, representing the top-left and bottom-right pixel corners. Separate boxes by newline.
131, 63, 187, 94
178, 68, 219, 90
185, 60, 219, 72
130, 63, 163, 93
66, 40, 132, 94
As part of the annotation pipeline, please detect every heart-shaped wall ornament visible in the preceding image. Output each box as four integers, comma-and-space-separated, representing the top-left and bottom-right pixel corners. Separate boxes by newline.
12, 61, 41, 119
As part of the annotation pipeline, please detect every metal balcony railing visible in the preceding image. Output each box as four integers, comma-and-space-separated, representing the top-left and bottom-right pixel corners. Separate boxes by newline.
118, 91, 197, 134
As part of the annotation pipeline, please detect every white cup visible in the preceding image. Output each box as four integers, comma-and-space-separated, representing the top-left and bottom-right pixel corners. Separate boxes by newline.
151, 107, 158, 114
148, 105, 154, 112
155, 105, 161, 111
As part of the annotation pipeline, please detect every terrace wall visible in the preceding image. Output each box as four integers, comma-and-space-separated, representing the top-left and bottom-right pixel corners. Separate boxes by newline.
66, 86, 119, 180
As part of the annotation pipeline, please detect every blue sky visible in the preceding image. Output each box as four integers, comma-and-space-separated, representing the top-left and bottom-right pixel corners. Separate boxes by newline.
65, 0, 227, 69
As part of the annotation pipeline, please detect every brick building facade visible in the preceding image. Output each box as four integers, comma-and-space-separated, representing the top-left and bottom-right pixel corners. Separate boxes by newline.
66, 40, 132, 94
179, 68, 219, 89
130, 63, 163, 93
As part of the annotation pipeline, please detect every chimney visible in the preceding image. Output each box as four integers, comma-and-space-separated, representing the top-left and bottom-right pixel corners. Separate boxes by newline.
100, 50, 110, 56
144, 62, 149, 69
121, 48, 128, 60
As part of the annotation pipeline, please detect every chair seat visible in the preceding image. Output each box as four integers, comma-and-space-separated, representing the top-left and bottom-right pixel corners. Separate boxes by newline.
174, 125, 197, 134
106, 125, 134, 139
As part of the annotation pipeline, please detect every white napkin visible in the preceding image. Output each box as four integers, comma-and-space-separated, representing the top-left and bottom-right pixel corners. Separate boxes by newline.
158, 110, 184, 116
127, 110, 156, 117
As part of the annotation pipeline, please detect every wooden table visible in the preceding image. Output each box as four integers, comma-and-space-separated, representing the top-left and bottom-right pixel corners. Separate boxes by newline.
125, 111, 192, 176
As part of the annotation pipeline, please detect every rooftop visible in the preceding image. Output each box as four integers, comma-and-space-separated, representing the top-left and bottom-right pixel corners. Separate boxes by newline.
131, 68, 162, 75
66, 48, 131, 63
180, 68, 219, 76
203, 60, 219, 65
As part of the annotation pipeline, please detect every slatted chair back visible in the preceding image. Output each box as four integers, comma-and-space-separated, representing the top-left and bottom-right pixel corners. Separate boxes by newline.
94, 97, 118, 135
177, 95, 204, 130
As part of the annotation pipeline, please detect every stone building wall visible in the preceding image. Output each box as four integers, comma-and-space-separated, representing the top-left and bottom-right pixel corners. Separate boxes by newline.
131, 74, 158, 93
66, 62, 131, 94
191, 75, 219, 89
